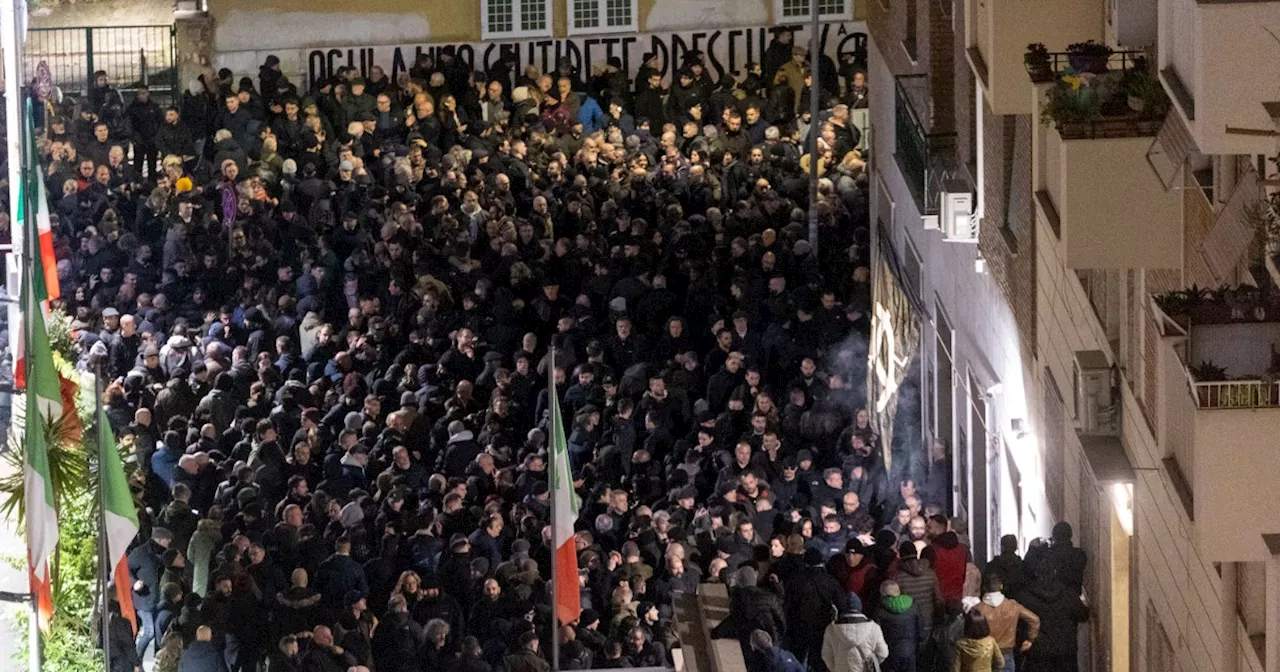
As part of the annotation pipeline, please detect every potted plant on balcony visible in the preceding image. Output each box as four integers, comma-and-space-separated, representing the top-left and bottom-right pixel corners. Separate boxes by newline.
1190, 360, 1228, 382
1122, 61, 1171, 123
1041, 79, 1100, 135
1066, 40, 1113, 74
1025, 43, 1052, 82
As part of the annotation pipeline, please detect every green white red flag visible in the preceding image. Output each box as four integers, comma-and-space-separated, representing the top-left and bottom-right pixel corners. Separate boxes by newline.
22, 268, 61, 634
548, 363, 581, 625
98, 394, 139, 634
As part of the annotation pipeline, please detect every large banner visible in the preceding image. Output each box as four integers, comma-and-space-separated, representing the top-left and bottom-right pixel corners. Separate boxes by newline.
869, 230, 922, 473
304, 21, 867, 92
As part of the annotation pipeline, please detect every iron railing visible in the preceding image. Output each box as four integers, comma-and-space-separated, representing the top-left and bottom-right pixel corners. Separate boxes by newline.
1026, 49, 1148, 83
26, 25, 178, 106
893, 74, 957, 214
1193, 380, 1280, 409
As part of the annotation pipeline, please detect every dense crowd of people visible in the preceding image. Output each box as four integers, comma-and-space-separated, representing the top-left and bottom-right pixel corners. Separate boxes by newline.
2, 22, 1089, 672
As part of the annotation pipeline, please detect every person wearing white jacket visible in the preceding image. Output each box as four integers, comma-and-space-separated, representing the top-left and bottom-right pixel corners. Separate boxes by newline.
822, 595, 890, 672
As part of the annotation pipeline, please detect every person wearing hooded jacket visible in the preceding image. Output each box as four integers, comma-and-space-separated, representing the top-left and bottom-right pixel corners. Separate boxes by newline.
973, 574, 1040, 672
893, 541, 942, 646
1016, 567, 1088, 672
875, 581, 922, 672
781, 546, 845, 667
821, 594, 888, 672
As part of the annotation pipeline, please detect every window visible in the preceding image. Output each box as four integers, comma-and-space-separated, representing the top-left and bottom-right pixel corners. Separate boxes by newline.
904, 0, 918, 61
568, 0, 638, 34
777, 0, 852, 20
482, 0, 551, 38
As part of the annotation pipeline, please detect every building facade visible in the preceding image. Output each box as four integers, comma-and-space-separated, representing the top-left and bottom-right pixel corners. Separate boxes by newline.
866, 0, 1280, 669
208, 0, 869, 93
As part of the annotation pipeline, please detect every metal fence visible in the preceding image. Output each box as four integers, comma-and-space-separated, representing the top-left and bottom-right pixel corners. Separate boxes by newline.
1194, 380, 1280, 409
26, 25, 177, 106
893, 74, 957, 215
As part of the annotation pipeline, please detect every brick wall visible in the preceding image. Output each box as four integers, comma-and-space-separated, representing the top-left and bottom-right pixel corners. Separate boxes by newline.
951, 0, 975, 167
978, 104, 1037, 355
928, 0, 955, 133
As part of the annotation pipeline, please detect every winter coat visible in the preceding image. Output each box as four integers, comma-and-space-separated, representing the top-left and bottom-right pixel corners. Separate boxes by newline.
927, 533, 969, 602
764, 646, 806, 672
893, 558, 942, 631
314, 553, 368, 610
504, 649, 551, 672
128, 539, 166, 609
158, 499, 200, 553
712, 583, 786, 644
952, 636, 1003, 672
275, 586, 323, 640
107, 612, 142, 672
187, 519, 223, 597
178, 640, 229, 672
782, 563, 844, 638
876, 595, 922, 672
973, 592, 1040, 651
371, 610, 424, 672
822, 613, 889, 672
1018, 581, 1089, 658
438, 430, 482, 476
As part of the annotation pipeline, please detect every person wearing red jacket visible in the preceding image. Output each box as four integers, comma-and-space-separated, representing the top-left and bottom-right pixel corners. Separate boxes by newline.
924, 514, 971, 602
827, 538, 882, 608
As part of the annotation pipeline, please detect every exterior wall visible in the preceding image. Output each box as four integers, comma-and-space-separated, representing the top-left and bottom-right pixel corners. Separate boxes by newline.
875, 0, 1273, 668
1036, 212, 1266, 672
868, 28, 1043, 563
978, 104, 1036, 355
1056, 136, 1182, 271
1193, 408, 1280, 562
212, 0, 868, 87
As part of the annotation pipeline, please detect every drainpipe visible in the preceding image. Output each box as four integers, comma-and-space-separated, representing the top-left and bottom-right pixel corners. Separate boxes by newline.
973, 76, 985, 224
1223, 561, 1239, 672
1267, 553, 1280, 672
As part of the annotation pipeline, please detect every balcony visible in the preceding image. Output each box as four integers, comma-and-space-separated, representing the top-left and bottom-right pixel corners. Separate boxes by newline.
1156, 287, 1280, 561
1158, 0, 1280, 155
894, 74, 959, 216
964, 0, 1106, 115
1029, 49, 1181, 269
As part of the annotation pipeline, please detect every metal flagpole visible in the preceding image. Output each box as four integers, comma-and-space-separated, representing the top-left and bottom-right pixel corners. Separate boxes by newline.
547, 346, 559, 672
90, 342, 111, 672
19, 104, 42, 672
6, 0, 43, 656
807, 0, 822, 255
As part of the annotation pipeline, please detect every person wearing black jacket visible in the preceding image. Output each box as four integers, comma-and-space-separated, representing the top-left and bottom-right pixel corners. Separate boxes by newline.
781, 546, 846, 668
1017, 568, 1089, 672
126, 85, 163, 178
128, 526, 172, 659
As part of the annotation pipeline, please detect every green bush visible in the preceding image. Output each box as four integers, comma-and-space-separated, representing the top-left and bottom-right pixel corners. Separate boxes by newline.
11, 490, 101, 671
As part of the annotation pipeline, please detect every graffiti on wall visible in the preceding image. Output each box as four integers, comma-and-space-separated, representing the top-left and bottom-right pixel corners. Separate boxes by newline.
305, 22, 867, 91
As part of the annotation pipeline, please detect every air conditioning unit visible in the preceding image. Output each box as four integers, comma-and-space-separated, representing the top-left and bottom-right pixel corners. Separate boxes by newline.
941, 191, 978, 242
922, 213, 941, 230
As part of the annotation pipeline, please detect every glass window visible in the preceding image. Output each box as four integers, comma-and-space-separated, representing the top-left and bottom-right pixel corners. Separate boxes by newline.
779, 0, 849, 19
483, 0, 549, 37
569, 0, 637, 34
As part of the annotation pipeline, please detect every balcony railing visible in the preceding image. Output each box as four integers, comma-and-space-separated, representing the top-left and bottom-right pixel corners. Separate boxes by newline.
1026, 49, 1147, 83
894, 74, 958, 215
1194, 380, 1280, 409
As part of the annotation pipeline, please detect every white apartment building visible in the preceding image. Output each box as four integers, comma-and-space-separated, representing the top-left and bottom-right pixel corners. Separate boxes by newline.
864, 0, 1280, 669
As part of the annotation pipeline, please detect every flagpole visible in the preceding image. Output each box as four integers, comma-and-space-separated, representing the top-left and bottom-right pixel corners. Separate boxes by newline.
547, 345, 560, 672
90, 342, 111, 672
7, 0, 44, 656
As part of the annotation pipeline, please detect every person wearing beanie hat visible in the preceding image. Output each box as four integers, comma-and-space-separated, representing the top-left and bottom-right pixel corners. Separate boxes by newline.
877, 579, 923, 672
824, 591, 890, 672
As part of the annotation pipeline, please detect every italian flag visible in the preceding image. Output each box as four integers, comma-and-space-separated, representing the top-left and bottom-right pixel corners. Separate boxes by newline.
99, 395, 139, 634
22, 269, 61, 634
14, 101, 61, 391
548, 366, 581, 625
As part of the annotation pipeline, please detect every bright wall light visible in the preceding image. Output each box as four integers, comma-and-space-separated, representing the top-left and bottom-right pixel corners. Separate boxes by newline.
1111, 483, 1134, 536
